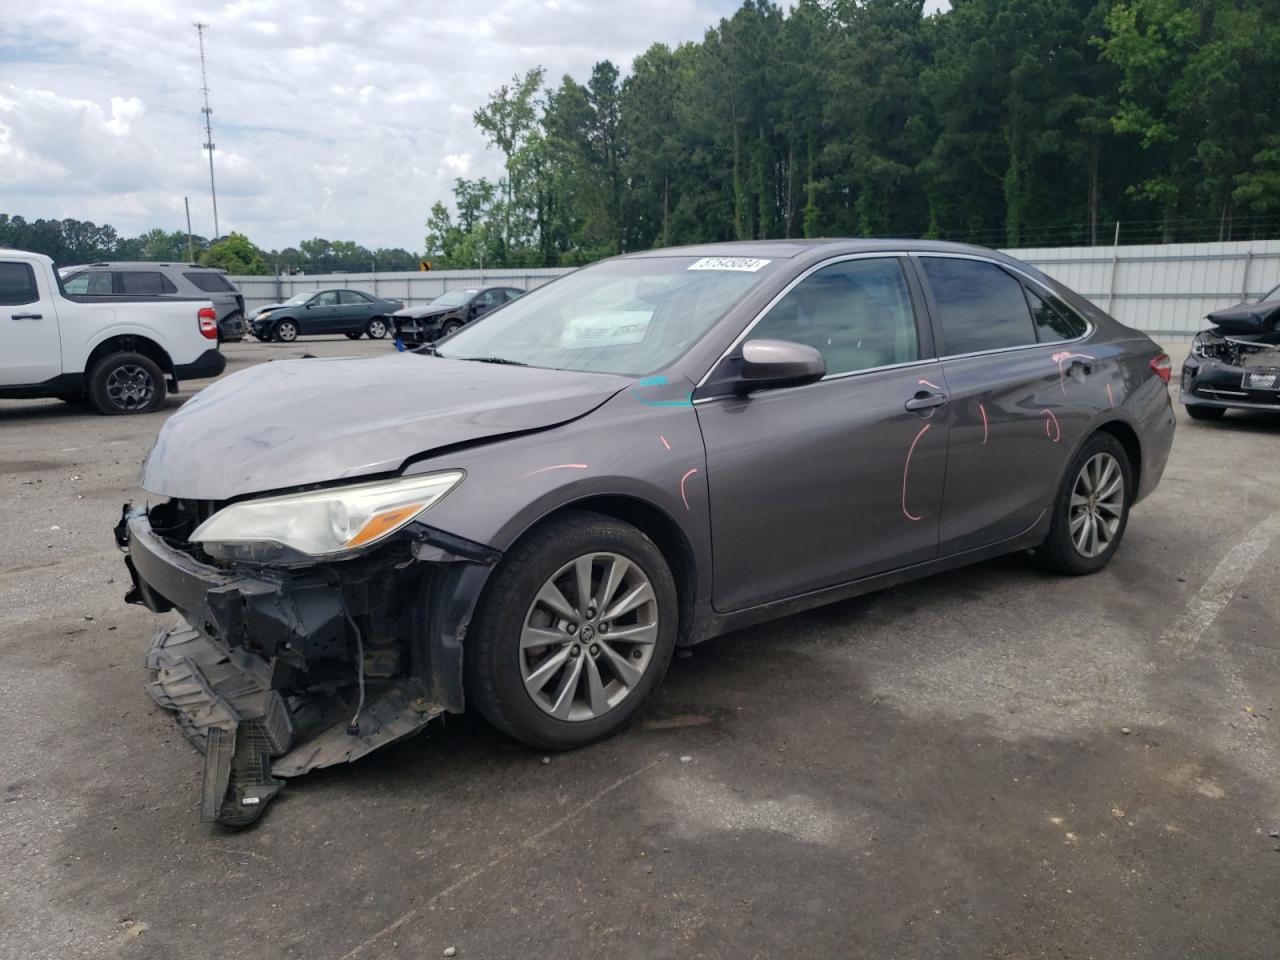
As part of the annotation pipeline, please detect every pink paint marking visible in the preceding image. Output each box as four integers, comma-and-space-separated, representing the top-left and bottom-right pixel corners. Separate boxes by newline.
679, 468, 698, 511
1106, 383, 1116, 409
659, 435, 671, 450
979, 402, 989, 445
523, 463, 589, 478
901, 422, 932, 522
917, 378, 942, 390
1051, 350, 1098, 395
1040, 408, 1061, 443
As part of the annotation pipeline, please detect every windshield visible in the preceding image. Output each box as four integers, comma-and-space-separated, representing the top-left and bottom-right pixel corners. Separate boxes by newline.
282, 291, 314, 306
432, 288, 478, 308
1261, 284, 1280, 303
437, 256, 780, 375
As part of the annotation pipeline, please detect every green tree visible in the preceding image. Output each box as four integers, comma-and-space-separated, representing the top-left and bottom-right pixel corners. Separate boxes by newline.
203, 232, 270, 275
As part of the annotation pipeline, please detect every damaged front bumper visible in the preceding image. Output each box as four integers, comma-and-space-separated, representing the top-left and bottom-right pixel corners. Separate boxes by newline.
116, 502, 498, 826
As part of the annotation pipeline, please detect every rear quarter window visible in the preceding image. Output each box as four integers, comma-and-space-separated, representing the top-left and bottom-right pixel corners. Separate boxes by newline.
0, 262, 39, 305
1024, 287, 1087, 342
183, 271, 237, 293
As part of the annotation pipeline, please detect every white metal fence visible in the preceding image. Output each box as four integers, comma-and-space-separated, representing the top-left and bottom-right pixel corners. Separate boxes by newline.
231, 240, 1280, 341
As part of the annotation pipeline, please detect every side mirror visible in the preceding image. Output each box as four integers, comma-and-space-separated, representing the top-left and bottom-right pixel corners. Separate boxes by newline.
305, 302, 314, 309
736, 339, 826, 393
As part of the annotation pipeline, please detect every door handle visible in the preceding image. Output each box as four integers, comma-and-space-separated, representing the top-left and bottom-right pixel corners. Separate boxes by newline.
11, 312, 43, 320
904, 391, 948, 412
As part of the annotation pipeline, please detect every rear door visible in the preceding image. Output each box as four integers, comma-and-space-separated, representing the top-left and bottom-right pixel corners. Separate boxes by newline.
338, 290, 374, 331
0, 259, 61, 385
696, 255, 948, 612
914, 254, 1091, 554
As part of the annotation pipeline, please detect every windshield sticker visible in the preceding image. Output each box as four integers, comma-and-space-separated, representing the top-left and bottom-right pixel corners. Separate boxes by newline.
687, 257, 771, 272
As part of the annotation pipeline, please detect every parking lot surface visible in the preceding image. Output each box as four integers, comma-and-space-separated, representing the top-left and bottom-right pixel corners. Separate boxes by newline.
1, 337, 1277, 959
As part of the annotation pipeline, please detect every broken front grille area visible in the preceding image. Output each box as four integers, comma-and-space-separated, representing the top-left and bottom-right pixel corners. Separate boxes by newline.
146, 497, 223, 564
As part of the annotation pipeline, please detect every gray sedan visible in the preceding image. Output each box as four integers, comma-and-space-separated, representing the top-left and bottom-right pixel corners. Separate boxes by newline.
117, 239, 1175, 824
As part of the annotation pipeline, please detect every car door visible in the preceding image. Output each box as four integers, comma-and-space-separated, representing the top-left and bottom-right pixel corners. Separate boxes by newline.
306, 290, 342, 333
695, 255, 948, 612
0, 259, 61, 385
470, 289, 502, 322
338, 290, 373, 332
913, 254, 1089, 554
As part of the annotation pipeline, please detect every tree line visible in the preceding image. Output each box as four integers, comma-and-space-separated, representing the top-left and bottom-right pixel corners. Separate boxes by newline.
425, 0, 1280, 268
0, 214, 423, 276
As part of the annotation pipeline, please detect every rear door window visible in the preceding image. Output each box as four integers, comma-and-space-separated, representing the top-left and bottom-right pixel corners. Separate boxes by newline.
919, 257, 1037, 355
338, 290, 370, 304
0, 262, 39, 305
183, 271, 236, 293
119, 271, 177, 295
749, 257, 920, 376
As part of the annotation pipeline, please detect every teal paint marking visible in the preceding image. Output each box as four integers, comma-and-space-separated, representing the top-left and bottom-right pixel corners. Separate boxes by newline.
631, 374, 692, 407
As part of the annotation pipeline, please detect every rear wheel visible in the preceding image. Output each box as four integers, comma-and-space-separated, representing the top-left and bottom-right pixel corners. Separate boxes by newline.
274, 319, 298, 343
1185, 404, 1226, 421
366, 317, 389, 339
466, 511, 678, 750
87, 352, 166, 415
1036, 432, 1131, 575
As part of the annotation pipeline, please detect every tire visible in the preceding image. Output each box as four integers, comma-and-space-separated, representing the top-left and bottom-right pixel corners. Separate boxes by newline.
274, 319, 298, 343
1185, 404, 1226, 421
466, 510, 678, 750
439, 320, 462, 339
345, 331, 363, 340
87, 351, 166, 416
1036, 432, 1132, 575
366, 317, 389, 339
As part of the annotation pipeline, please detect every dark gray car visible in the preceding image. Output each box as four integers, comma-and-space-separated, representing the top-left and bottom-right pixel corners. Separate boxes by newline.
61, 262, 247, 342
116, 239, 1175, 824
249, 288, 404, 341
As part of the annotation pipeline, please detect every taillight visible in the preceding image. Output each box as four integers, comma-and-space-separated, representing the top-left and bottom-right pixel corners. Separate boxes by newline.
198, 307, 218, 340
1150, 353, 1171, 383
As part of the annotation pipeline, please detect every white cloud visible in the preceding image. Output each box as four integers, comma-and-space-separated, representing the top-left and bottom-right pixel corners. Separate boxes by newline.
0, 0, 741, 251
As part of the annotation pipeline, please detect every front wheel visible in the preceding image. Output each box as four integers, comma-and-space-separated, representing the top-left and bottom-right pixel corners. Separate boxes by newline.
345, 331, 363, 340
366, 317, 388, 339
1036, 432, 1132, 575
466, 511, 678, 750
438, 320, 462, 339
273, 319, 298, 343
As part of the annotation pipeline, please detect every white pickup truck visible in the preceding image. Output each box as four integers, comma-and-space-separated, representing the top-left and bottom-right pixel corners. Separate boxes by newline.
0, 249, 226, 414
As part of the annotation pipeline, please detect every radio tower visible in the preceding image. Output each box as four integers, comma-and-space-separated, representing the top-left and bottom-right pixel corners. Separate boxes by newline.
194, 23, 220, 239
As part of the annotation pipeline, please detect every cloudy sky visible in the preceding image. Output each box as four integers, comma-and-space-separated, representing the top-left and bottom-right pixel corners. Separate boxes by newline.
0, 0, 760, 251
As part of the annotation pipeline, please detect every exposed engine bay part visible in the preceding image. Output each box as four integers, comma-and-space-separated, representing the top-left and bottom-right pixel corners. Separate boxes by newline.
118, 501, 498, 826
1205, 298, 1280, 335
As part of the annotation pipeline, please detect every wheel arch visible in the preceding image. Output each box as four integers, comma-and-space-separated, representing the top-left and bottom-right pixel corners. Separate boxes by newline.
504, 493, 698, 645
85, 334, 174, 377
1092, 418, 1142, 502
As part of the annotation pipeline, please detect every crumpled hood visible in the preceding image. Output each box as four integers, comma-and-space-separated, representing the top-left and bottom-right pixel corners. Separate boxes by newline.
1207, 299, 1280, 335
140, 354, 630, 500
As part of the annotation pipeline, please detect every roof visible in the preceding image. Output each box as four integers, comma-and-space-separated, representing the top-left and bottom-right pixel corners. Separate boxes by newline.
628, 238, 1007, 260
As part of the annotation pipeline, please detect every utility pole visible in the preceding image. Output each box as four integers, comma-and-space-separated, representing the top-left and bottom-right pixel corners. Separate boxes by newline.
184, 196, 195, 262
194, 23, 220, 239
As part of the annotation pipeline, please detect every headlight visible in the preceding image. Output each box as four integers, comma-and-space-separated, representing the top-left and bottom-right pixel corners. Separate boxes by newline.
191, 471, 464, 561
1191, 330, 1226, 360
256, 310, 274, 320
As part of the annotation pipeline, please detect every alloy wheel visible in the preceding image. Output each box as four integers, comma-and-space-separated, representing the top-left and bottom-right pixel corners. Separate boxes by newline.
1069, 452, 1124, 558
519, 552, 659, 722
104, 364, 155, 412
276, 321, 297, 342
367, 318, 387, 339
